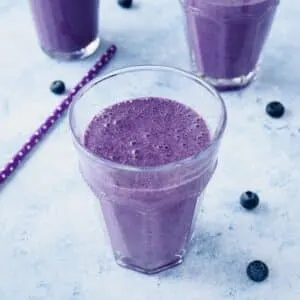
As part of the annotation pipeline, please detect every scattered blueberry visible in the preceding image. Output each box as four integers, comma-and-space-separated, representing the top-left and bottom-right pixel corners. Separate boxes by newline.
118, 0, 133, 8
247, 260, 269, 282
266, 101, 285, 118
240, 191, 259, 210
50, 80, 66, 95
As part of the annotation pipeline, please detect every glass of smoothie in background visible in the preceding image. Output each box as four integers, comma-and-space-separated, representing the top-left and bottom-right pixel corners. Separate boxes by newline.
69, 66, 227, 274
29, 0, 100, 60
181, 0, 279, 90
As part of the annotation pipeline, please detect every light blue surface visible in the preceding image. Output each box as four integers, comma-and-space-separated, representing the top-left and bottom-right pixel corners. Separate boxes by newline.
0, 0, 299, 299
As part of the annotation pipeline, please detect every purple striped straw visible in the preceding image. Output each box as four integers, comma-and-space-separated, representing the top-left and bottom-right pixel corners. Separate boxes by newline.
0, 44, 117, 186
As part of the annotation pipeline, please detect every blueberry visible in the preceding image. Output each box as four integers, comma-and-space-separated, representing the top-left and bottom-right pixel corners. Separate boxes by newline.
240, 191, 259, 210
247, 260, 269, 282
50, 80, 66, 95
266, 101, 285, 118
118, 0, 132, 8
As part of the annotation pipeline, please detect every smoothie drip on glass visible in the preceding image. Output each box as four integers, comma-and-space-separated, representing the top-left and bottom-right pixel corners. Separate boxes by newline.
84, 97, 212, 272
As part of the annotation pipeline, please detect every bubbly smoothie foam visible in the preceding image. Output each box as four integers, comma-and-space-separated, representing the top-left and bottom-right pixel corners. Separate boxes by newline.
84, 97, 210, 166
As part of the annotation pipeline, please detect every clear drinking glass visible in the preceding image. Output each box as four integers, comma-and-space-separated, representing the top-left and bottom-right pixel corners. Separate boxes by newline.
69, 66, 227, 274
180, 0, 279, 90
29, 0, 100, 60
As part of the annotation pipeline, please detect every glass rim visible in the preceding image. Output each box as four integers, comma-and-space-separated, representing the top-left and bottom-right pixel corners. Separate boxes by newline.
69, 65, 227, 172
180, 0, 279, 17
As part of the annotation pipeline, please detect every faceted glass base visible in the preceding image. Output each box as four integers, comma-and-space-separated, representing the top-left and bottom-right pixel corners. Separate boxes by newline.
42, 36, 100, 61
196, 68, 257, 91
194, 68, 257, 91
114, 251, 185, 274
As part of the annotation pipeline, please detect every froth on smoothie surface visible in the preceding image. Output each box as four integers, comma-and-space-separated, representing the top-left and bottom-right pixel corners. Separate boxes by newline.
84, 97, 210, 167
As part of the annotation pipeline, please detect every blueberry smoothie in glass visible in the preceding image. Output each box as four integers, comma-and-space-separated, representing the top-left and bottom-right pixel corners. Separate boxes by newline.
69, 66, 227, 274
29, 0, 100, 60
181, 0, 279, 90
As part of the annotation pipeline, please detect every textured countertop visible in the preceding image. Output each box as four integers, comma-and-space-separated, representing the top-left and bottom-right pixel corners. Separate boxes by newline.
0, 0, 299, 299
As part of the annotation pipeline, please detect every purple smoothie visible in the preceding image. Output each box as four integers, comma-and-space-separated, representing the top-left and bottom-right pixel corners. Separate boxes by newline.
82, 97, 216, 273
29, 0, 99, 55
183, 0, 279, 83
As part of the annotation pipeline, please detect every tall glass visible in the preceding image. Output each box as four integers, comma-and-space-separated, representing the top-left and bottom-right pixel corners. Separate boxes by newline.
69, 66, 227, 274
181, 0, 279, 90
29, 0, 100, 60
